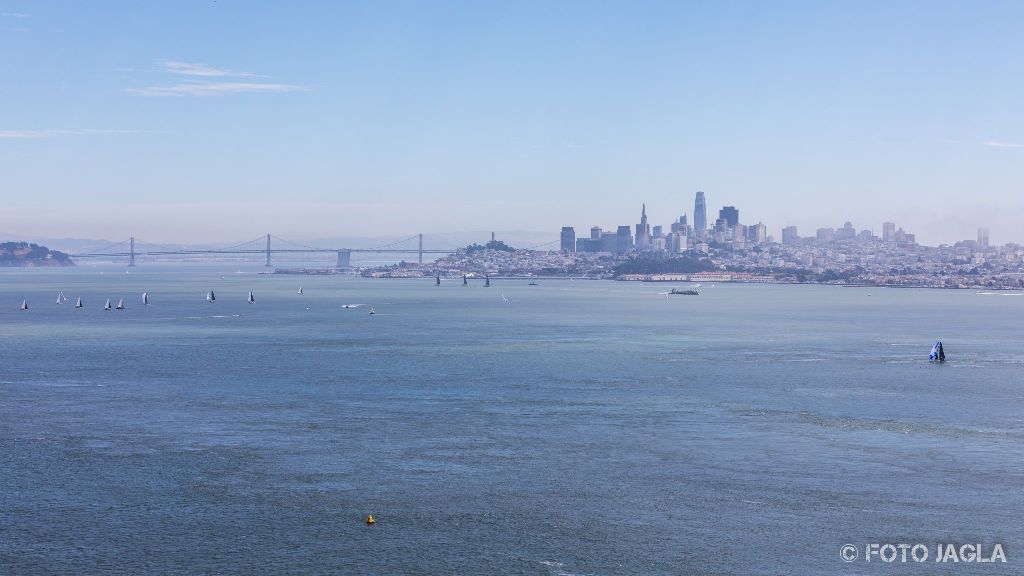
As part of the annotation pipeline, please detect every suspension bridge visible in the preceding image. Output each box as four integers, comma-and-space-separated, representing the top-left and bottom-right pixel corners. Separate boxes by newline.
70, 234, 474, 268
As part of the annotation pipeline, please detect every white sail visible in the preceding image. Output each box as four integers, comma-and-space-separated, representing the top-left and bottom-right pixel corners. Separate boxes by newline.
57, 291, 67, 304
297, 287, 303, 295
115, 299, 124, 310
247, 291, 255, 304
104, 299, 112, 310
20, 299, 28, 311
142, 292, 149, 305
207, 290, 215, 302
75, 297, 83, 308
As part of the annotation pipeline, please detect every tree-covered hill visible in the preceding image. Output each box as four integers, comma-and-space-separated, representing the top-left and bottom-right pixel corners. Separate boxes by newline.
0, 242, 75, 267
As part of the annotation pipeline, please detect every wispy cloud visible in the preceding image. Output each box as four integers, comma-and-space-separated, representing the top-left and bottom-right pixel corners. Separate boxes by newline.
161, 60, 256, 78
0, 129, 145, 139
127, 81, 306, 97
983, 140, 1024, 149
1, 12, 30, 18
128, 60, 305, 97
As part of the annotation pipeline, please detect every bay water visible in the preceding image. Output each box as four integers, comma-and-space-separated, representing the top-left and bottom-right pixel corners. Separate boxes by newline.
1, 266, 1022, 574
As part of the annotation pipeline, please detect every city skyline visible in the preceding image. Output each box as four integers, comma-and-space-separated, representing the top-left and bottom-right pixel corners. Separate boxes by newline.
2, 2, 1023, 244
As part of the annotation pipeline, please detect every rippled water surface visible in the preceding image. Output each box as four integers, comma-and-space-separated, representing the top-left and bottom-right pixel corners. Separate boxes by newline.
1, 266, 1022, 575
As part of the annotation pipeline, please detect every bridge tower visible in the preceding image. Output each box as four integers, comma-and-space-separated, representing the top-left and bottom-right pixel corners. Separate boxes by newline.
418, 233, 423, 265
336, 249, 351, 269
128, 237, 136, 267
265, 234, 272, 267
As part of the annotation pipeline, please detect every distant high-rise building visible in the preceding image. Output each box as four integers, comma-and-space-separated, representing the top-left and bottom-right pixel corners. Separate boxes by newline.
694, 192, 707, 238
635, 204, 651, 250
616, 225, 633, 253
600, 231, 619, 252
882, 222, 896, 243
652, 225, 663, 238
782, 226, 799, 245
576, 237, 599, 252
670, 214, 688, 234
816, 228, 835, 243
748, 222, 767, 244
591, 226, 602, 240
560, 227, 576, 253
835, 221, 856, 240
978, 227, 990, 249
718, 206, 739, 228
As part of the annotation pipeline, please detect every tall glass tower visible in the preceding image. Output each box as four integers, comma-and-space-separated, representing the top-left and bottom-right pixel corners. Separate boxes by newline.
694, 191, 707, 239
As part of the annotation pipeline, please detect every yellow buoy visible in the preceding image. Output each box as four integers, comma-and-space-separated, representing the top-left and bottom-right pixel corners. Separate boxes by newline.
366, 514, 375, 525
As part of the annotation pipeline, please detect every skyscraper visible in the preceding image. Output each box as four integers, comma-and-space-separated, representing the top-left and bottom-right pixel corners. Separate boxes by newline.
694, 192, 707, 238
882, 222, 896, 243
718, 206, 739, 228
635, 203, 651, 250
560, 227, 576, 253
749, 222, 767, 244
616, 225, 633, 253
978, 227, 989, 249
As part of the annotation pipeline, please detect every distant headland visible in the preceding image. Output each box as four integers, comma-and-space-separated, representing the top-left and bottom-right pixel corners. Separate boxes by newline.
0, 242, 75, 267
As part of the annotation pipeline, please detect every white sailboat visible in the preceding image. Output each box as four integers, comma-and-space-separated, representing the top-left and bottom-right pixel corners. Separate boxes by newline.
207, 290, 216, 303
56, 291, 67, 304
368, 307, 376, 315
115, 298, 124, 310
247, 291, 255, 304
297, 287, 303, 295
104, 299, 112, 311
75, 297, 83, 308
142, 292, 149, 305
20, 300, 28, 311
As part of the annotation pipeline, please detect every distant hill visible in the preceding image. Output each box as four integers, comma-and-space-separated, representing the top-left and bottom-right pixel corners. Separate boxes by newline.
0, 242, 75, 267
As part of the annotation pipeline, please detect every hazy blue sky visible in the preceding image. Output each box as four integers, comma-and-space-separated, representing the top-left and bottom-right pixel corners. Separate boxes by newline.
2, 1, 1022, 244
